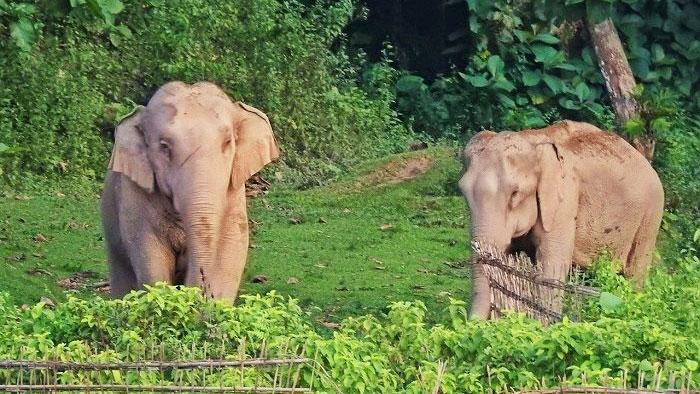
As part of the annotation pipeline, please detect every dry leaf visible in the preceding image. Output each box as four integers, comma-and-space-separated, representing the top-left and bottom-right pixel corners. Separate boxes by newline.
251, 275, 268, 284
288, 217, 303, 225
320, 321, 340, 330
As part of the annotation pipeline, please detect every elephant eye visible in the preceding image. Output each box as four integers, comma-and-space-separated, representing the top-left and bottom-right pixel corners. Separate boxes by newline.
222, 137, 233, 152
159, 140, 171, 159
510, 190, 521, 206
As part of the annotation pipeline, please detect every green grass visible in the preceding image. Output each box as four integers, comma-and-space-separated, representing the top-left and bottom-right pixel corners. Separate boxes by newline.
0, 191, 106, 303
0, 147, 472, 322
243, 148, 470, 322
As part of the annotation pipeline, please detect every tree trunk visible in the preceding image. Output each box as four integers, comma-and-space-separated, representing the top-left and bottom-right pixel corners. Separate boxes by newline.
588, 18, 654, 160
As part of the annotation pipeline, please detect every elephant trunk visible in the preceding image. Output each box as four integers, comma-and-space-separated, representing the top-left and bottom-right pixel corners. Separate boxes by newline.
180, 181, 227, 293
471, 219, 512, 252
469, 222, 512, 319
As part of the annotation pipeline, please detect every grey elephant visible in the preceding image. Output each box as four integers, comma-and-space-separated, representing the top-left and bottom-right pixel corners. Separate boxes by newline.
459, 120, 664, 318
101, 81, 279, 300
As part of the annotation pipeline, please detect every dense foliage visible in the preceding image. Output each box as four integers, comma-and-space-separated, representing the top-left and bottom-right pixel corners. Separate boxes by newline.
392, 0, 699, 138
1, 250, 698, 393
0, 0, 409, 187
0, 1, 698, 392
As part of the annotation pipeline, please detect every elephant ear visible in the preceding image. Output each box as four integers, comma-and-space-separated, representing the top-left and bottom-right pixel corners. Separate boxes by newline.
536, 143, 564, 232
464, 130, 497, 159
108, 106, 155, 193
230, 102, 280, 189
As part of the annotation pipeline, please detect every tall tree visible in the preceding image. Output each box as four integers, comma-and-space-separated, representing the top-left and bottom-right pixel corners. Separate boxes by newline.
584, 2, 653, 160
589, 30, 655, 161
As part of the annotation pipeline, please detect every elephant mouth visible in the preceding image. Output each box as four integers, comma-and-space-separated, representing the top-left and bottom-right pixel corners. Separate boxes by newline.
506, 231, 537, 263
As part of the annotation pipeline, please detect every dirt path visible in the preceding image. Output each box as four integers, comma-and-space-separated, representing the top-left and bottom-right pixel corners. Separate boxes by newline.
355, 156, 433, 187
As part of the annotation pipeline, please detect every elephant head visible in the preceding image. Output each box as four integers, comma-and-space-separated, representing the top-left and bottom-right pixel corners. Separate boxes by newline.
459, 130, 564, 317
460, 130, 565, 250
108, 81, 279, 287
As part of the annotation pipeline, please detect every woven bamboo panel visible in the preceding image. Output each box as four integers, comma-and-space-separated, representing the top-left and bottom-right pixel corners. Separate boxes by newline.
472, 241, 600, 324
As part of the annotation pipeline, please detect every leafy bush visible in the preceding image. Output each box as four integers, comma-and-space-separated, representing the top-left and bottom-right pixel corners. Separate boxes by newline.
0, 0, 409, 187
393, 0, 699, 139
654, 111, 700, 257
2, 250, 698, 394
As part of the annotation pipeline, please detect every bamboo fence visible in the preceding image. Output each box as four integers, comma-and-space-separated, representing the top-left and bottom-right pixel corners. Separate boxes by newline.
0, 340, 318, 393
471, 241, 601, 324
513, 368, 697, 394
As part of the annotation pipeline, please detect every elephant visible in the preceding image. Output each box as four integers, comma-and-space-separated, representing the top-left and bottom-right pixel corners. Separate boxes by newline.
459, 120, 664, 319
101, 81, 280, 301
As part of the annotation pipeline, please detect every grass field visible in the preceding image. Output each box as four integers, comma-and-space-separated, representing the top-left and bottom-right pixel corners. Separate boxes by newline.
0, 147, 472, 323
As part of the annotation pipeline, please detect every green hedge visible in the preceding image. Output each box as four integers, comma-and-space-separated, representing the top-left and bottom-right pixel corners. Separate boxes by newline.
0, 0, 409, 187
1, 252, 698, 393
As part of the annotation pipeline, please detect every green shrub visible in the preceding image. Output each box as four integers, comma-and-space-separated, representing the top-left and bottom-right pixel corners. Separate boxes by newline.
2, 251, 698, 394
0, 0, 409, 187
393, 0, 699, 139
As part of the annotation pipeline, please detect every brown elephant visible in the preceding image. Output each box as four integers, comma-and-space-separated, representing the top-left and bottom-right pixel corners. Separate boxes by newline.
459, 120, 664, 318
101, 81, 279, 300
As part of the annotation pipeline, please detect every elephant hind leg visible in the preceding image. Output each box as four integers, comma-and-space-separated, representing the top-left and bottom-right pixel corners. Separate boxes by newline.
624, 211, 662, 289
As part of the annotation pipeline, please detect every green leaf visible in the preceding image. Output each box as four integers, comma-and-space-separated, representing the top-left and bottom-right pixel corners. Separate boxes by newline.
581, 47, 595, 65
532, 45, 566, 68
493, 78, 516, 92
584, 102, 605, 117
522, 70, 541, 87
686, 360, 699, 372
651, 44, 665, 63
116, 104, 142, 123
554, 63, 579, 72
533, 33, 560, 44
109, 32, 122, 47
513, 29, 531, 43
638, 359, 653, 371
586, 0, 613, 24
623, 118, 645, 137
686, 40, 700, 60
559, 97, 581, 110
598, 292, 623, 312
98, 0, 124, 14
487, 55, 505, 78
466, 74, 490, 88
9, 18, 37, 51
542, 74, 564, 94
532, 45, 558, 64
395, 75, 425, 92
650, 117, 671, 133
115, 24, 132, 37
496, 93, 516, 108
574, 82, 592, 102
528, 89, 547, 105
468, 15, 481, 33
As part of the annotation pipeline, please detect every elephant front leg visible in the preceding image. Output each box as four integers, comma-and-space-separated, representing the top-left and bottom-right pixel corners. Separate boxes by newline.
535, 221, 576, 316
125, 230, 176, 289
